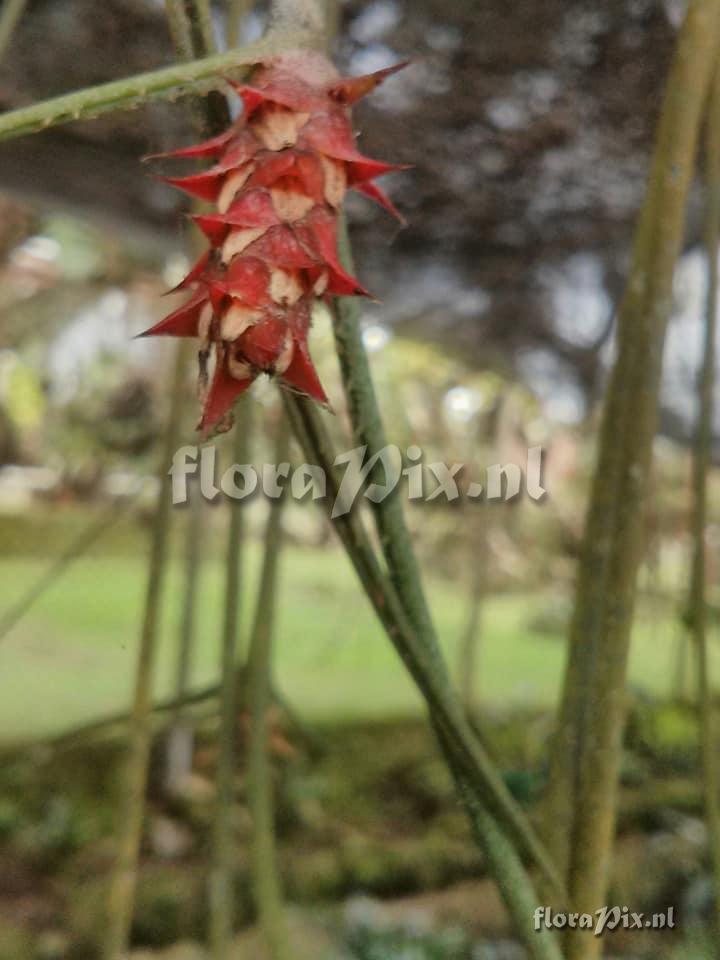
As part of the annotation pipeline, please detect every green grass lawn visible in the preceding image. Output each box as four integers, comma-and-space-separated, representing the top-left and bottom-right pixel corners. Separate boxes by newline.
0, 511, 687, 743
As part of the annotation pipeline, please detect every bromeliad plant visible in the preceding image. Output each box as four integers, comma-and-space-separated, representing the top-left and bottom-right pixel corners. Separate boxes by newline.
142, 52, 406, 433
6, 1, 718, 958
0, 8, 565, 959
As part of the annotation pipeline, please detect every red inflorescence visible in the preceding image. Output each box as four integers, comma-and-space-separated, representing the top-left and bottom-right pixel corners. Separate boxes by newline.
142, 50, 407, 434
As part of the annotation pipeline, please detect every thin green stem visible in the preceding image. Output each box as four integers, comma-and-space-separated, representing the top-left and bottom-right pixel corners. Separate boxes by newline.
329, 223, 562, 959
0, 491, 139, 644
324, 0, 340, 49
163, 0, 213, 796
188, 0, 217, 54
209, 405, 252, 960
165, 478, 205, 793
165, 5, 248, 956
0, 0, 27, 61
0, 29, 309, 143
448, 749, 563, 960
333, 221, 437, 655
282, 394, 563, 905
226, 0, 254, 47
691, 55, 720, 944
103, 4, 231, 950
47, 673, 317, 756
539, 3, 720, 956
270, 0, 324, 35
175, 484, 204, 706
165, 0, 195, 59
458, 522, 485, 717
103, 342, 190, 960
247, 412, 292, 960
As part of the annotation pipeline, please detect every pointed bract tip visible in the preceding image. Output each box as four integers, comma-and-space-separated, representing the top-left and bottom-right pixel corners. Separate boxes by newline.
199, 360, 254, 433
142, 129, 233, 163
191, 213, 229, 246
329, 60, 411, 105
136, 291, 208, 338
280, 345, 330, 407
162, 250, 213, 297
161, 171, 223, 203
354, 180, 406, 224
224, 79, 268, 117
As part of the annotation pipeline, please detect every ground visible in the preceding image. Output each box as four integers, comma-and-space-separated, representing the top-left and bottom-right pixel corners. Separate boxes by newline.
0, 507, 692, 743
0, 507, 713, 959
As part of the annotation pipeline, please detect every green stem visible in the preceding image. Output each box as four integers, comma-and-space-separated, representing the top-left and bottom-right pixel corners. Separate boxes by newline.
187, 0, 217, 55
539, 3, 720, 956
329, 224, 562, 959
458, 520, 485, 717
449, 749, 563, 960
226, 0, 254, 47
47, 672, 319, 756
0, 28, 309, 142
0, 0, 27, 60
164, 476, 204, 793
282, 394, 562, 904
246, 412, 292, 960
691, 55, 720, 945
103, 4, 230, 950
270, 0, 324, 35
165, 0, 195, 59
333, 221, 437, 656
209, 405, 252, 960
102, 342, 190, 960
324, 0, 340, 49
0, 492, 139, 644
175, 483, 204, 710
167, 6, 249, 954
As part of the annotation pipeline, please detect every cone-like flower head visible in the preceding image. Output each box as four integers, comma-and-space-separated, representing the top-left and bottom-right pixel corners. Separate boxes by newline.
143, 50, 407, 433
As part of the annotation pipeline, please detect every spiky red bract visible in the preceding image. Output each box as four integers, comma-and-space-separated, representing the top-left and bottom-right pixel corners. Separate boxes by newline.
143, 51, 407, 434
